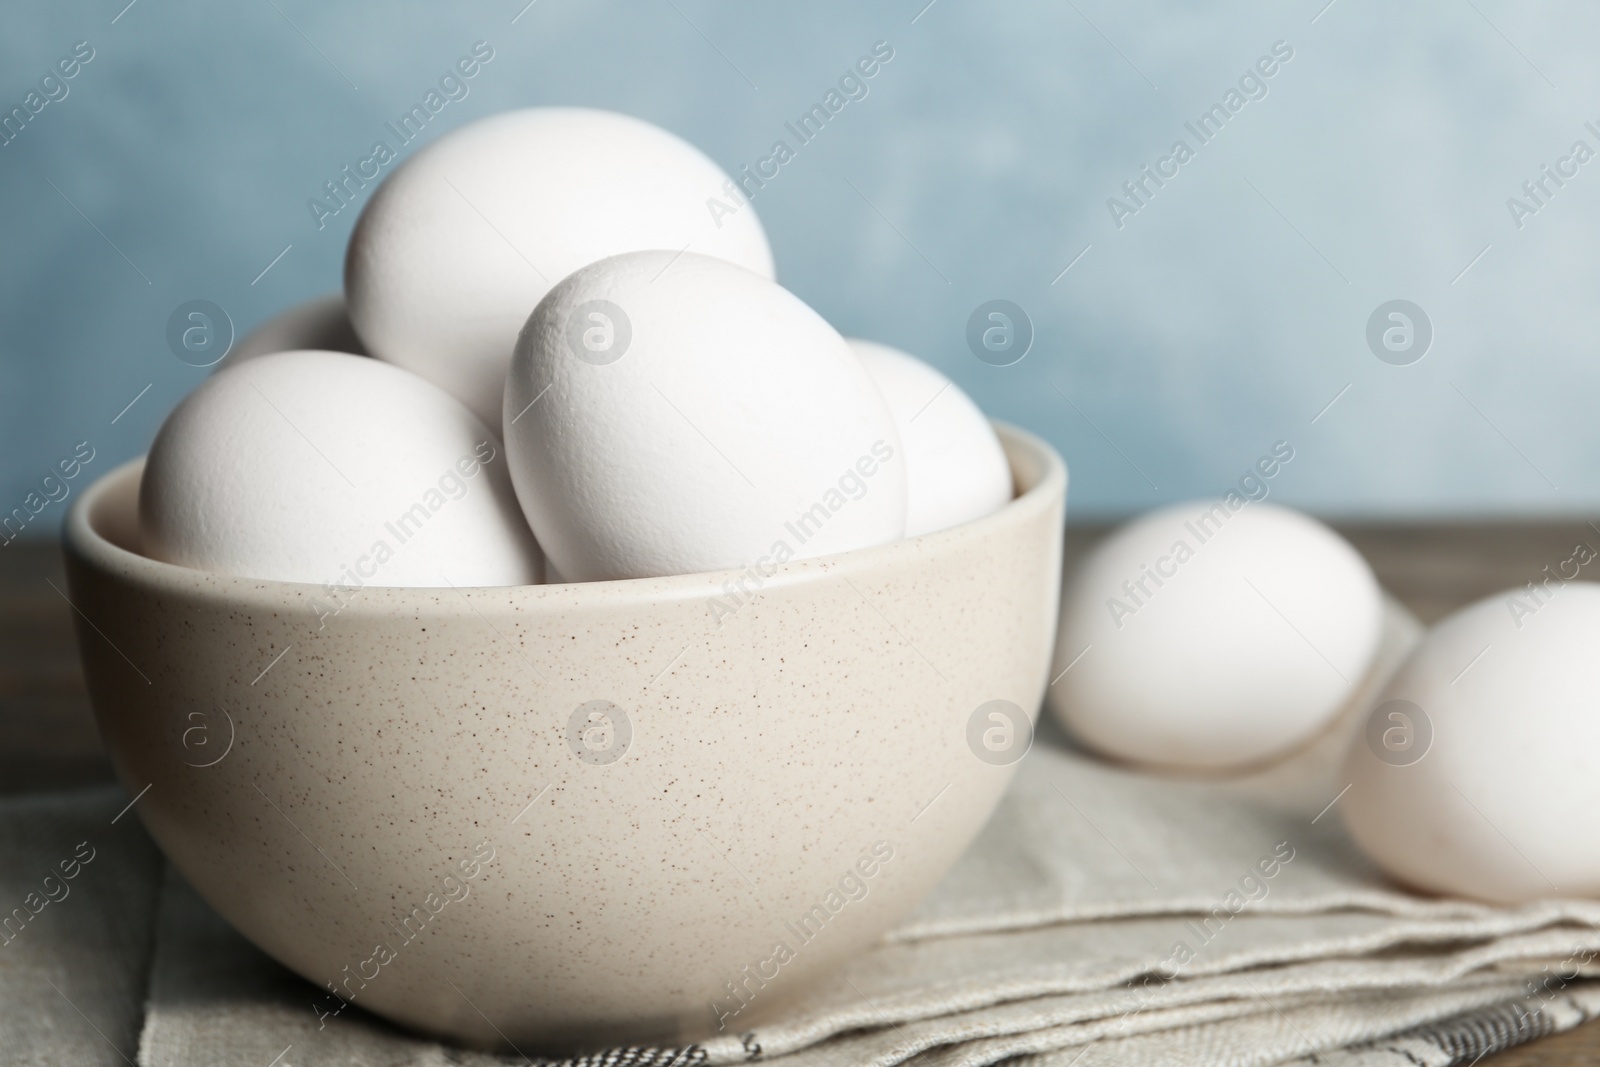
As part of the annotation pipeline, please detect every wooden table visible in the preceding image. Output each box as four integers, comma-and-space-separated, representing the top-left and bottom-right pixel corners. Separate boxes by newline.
3, 526, 1596, 1063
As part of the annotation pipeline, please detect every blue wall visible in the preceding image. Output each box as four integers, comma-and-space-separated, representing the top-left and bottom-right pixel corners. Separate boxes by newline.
4, 0, 1599, 533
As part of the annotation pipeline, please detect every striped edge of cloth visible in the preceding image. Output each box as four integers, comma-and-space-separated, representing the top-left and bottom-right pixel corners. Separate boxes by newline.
477, 983, 1600, 1066
1291, 981, 1600, 1067
520, 1047, 708, 1066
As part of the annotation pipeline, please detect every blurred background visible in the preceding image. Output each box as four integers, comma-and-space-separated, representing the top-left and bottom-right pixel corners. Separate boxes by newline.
3, 0, 1599, 528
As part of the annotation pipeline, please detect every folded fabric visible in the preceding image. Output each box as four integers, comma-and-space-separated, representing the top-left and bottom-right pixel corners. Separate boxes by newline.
968, 980, 1600, 1067
1287, 984, 1600, 1067
129, 867, 1600, 1067
0, 787, 162, 1067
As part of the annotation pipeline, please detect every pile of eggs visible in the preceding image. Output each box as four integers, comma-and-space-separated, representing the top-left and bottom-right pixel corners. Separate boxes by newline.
140, 108, 1012, 589
1047, 501, 1600, 905
140, 108, 1598, 911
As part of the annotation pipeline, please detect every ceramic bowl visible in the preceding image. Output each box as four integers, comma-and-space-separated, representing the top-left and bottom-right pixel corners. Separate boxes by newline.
62, 424, 1065, 1052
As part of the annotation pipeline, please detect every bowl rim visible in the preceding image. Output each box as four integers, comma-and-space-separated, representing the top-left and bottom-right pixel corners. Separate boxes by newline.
64, 421, 1066, 612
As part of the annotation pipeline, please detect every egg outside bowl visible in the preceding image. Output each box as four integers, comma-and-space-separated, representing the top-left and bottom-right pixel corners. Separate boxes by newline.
63, 424, 1065, 1054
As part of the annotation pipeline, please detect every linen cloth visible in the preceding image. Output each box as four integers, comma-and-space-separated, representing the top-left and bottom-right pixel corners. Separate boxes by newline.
5, 599, 1600, 1067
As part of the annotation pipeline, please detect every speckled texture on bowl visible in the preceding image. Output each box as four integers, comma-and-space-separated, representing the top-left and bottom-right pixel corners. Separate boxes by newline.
63, 424, 1065, 1052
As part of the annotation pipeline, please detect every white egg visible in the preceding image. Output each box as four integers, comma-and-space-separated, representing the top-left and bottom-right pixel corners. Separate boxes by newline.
226, 294, 366, 365
504, 251, 906, 582
346, 107, 776, 429
848, 339, 1011, 537
141, 350, 542, 587
1047, 501, 1383, 770
1342, 582, 1600, 902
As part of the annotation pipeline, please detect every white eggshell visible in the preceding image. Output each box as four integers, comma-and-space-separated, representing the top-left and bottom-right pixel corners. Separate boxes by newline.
141, 350, 542, 587
504, 251, 907, 582
1047, 501, 1383, 770
226, 294, 366, 365
346, 107, 776, 429
848, 339, 1011, 537
1342, 583, 1600, 902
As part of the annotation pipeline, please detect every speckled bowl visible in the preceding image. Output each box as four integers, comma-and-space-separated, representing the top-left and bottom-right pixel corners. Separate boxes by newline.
63, 424, 1065, 1053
